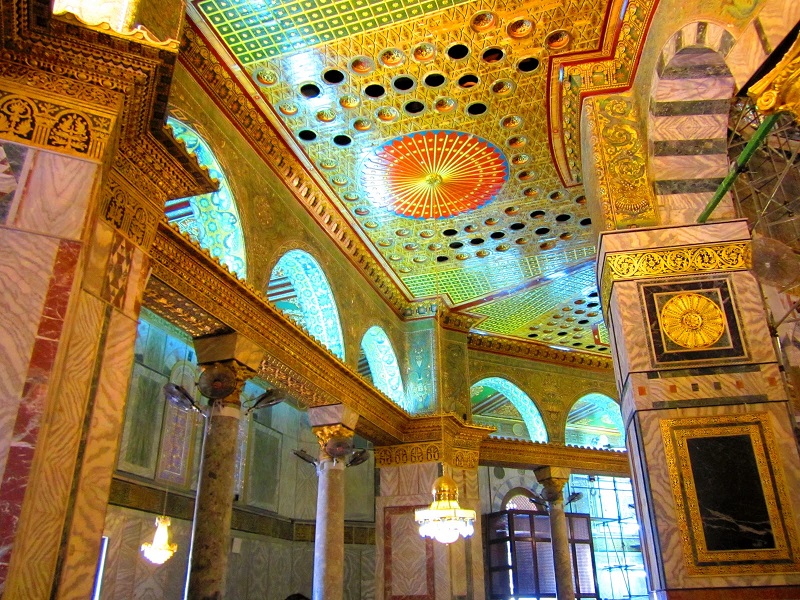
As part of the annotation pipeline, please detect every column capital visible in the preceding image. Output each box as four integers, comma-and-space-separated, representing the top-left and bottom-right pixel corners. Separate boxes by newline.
749, 36, 800, 123
199, 360, 254, 411
534, 466, 571, 502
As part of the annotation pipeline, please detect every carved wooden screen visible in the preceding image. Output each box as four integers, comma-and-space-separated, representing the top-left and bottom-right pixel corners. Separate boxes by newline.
485, 510, 599, 599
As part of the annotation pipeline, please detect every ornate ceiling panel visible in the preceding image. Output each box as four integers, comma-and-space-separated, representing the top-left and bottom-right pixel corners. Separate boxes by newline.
188, 0, 648, 355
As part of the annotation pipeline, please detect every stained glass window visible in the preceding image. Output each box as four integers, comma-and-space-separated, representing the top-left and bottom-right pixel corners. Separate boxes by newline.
267, 250, 345, 360
359, 326, 407, 410
166, 117, 247, 279
565, 393, 625, 449
470, 377, 548, 442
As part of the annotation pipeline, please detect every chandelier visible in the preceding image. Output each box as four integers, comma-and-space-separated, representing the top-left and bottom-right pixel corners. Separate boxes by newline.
140, 515, 178, 565
415, 474, 476, 544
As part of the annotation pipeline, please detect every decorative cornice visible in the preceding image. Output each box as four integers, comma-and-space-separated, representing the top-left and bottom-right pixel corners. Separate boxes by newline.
148, 221, 410, 444
468, 333, 613, 371
1, 0, 215, 203
600, 241, 751, 311
480, 438, 630, 476
179, 23, 416, 316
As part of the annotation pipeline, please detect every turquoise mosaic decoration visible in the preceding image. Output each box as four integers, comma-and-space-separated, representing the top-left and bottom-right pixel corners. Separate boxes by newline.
360, 325, 407, 409
166, 117, 247, 279
270, 249, 346, 359
471, 377, 548, 442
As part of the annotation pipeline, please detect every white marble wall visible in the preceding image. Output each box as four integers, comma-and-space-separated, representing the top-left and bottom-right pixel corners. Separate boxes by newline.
101, 505, 376, 600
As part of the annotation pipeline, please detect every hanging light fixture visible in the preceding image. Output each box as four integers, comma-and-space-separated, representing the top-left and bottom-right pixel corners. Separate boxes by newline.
141, 515, 178, 565
141, 485, 177, 565
415, 474, 476, 544
414, 276, 476, 544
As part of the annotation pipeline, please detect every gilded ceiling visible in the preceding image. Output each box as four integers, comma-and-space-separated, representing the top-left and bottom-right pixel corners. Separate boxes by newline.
189, 0, 653, 355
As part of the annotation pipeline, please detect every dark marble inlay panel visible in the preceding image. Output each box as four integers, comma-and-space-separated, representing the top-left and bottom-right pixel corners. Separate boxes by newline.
651, 99, 731, 116
653, 139, 728, 156
653, 178, 724, 195
687, 434, 775, 551
660, 64, 733, 79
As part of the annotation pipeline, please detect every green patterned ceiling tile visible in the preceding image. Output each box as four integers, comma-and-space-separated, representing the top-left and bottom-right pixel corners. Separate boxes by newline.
194, 0, 471, 60
472, 262, 597, 336
401, 245, 595, 305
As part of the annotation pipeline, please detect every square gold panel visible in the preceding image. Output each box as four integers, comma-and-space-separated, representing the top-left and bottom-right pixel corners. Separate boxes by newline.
640, 278, 747, 366
660, 413, 800, 576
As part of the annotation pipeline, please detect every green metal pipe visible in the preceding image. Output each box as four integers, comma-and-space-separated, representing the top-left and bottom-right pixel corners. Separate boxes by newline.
696, 111, 782, 224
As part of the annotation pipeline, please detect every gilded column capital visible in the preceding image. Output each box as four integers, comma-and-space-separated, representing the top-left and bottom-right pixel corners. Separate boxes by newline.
749, 36, 800, 122
313, 424, 356, 460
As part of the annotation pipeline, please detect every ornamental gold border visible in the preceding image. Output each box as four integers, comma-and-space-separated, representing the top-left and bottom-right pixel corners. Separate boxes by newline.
660, 413, 800, 576
374, 442, 480, 469
601, 241, 751, 311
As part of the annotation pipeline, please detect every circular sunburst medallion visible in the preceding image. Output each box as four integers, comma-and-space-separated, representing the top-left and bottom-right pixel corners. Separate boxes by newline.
316, 109, 336, 122
379, 48, 406, 67
353, 118, 372, 131
361, 130, 508, 219
343, 192, 359, 201
331, 174, 348, 186
660, 293, 726, 349
412, 43, 436, 62
507, 135, 528, 148
511, 154, 530, 165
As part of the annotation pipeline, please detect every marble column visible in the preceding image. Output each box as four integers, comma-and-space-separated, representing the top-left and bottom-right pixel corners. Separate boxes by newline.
308, 405, 359, 600
535, 466, 574, 600
597, 221, 800, 598
189, 333, 262, 600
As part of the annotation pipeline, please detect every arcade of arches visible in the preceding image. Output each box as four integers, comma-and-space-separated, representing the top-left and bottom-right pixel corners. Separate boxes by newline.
1, 1, 800, 599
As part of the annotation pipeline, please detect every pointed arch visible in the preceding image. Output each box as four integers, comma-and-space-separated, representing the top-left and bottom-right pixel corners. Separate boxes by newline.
267, 249, 345, 360
166, 117, 247, 279
359, 326, 407, 410
565, 392, 624, 449
470, 377, 548, 442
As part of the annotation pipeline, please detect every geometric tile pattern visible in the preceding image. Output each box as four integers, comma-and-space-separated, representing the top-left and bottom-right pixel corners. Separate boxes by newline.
196, 0, 472, 62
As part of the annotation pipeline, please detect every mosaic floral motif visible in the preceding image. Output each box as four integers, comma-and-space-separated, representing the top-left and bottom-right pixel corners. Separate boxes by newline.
361, 130, 508, 219
270, 249, 345, 359
470, 377, 548, 442
166, 117, 247, 279
360, 326, 407, 409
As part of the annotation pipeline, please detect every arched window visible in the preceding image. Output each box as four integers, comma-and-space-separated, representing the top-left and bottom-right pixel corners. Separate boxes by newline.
166, 117, 247, 279
470, 377, 548, 442
359, 326, 406, 409
565, 393, 624, 449
267, 250, 345, 360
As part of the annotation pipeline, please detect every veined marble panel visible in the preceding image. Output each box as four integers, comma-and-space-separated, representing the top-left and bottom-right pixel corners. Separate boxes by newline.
0, 228, 58, 480
726, 24, 769, 91
11, 150, 98, 241
756, 0, 800, 52
650, 114, 728, 141
0, 239, 85, 597
58, 309, 139, 600
653, 77, 735, 102
651, 155, 728, 181
634, 402, 800, 589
